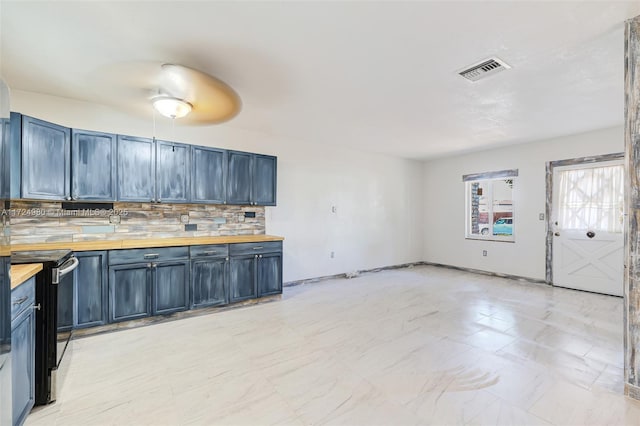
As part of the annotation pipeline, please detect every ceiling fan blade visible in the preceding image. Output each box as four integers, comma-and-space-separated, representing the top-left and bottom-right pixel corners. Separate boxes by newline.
158, 64, 241, 124
88, 61, 241, 125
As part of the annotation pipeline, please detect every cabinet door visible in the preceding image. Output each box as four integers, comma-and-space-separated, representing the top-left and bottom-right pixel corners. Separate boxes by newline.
116, 135, 155, 202
0, 118, 10, 199
153, 261, 189, 315
11, 307, 35, 426
71, 130, 116, 201
257, 253, 282, 297
229, 255, 256, 302
109, 263, 151, 322
227, 151, 252, 205
191, 146, 226, 204
57, 272, 73, 332
191, 257, 227, 308
21, 116, 70, 200
253, 155, 277, 206
156, 140, 190, 203
74, 251, 108, 328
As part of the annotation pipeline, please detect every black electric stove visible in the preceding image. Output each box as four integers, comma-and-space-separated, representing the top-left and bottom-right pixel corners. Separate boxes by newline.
12, 249, 78, 404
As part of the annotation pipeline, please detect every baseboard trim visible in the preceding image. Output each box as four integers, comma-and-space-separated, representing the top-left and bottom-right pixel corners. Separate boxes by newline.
625, 383, 640, 400
421, 262, 548, 286
284, 261, 547, 288
283, 262, 426, 287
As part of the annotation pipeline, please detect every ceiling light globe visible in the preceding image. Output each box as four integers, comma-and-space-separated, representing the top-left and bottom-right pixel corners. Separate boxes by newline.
153, 97, 192, 119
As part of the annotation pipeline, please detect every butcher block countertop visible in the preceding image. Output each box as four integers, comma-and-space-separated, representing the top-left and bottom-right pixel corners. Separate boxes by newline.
11, 263, 43, 290
11, 234, 284, 252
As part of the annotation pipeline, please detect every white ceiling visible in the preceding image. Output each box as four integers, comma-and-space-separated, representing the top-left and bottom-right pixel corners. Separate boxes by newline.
2, 1, 639, 159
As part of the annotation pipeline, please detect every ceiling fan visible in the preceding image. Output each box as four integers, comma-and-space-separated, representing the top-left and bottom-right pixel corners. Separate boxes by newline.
90, 62, 241, 125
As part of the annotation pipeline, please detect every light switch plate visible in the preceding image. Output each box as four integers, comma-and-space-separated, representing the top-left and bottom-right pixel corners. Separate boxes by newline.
539, 213, 545, 221
109, 215, 121, 224
180, 214, 190, 224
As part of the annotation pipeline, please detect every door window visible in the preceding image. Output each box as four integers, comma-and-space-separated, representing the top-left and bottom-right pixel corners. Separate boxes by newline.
556, 164, 623, 233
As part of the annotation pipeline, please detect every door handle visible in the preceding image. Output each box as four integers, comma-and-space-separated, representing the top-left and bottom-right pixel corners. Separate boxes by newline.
12, 296, 28, 306
554, 232, 560, 236
586, 231, 596, 239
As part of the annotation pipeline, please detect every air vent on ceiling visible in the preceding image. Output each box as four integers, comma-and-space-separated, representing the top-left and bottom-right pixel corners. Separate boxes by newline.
458, 57, 511, 82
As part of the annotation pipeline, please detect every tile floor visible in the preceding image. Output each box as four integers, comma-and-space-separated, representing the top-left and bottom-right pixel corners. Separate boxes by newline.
26, 265, 640, 425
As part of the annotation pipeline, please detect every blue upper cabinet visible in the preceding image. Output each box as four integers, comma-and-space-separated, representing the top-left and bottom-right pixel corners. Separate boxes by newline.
116, 135, 155, 202
191, 146, 226, 204
14, 114, 277, 205
227, 151, 277, 206
253, 154, 277, 206
0, 118, 10, 199
21, 116, 71, 200
156, 140, 190, 203
227, 151, 252, 205
71, 130, 117, 201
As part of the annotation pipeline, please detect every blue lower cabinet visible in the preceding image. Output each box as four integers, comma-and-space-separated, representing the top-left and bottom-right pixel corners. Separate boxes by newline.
105, 243, 281, 324
108, 249, 190, 322
11, 277, 35, 426
109, 263, 152, 322
153, 261, 189, 315
191, 257, 228, 308
257, 253, 282, 297
229, 256, 257, 302
74, 251, 108, 328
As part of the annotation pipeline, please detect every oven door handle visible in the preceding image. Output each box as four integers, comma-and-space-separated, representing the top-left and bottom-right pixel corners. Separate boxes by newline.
58, 257, 79, 277
52, 256, 80, 284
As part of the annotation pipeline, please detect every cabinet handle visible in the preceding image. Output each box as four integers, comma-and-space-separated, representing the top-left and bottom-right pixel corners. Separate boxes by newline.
203, 251, 218, 255
252, 247, 264, 250
144, 253, 160, 259
147, 263, 152, 268
152, 263, 157, 268
223, 201, 227, 205
65, 196, 71, 201
12, 296, 28, 306
157, 198, 162, 203
151, 198, 156, 203
254, 255, 258, 259
33, 304, 41, 311
72, 195, 77, 201
259, 254, 262, 259
226, 257, 229, 261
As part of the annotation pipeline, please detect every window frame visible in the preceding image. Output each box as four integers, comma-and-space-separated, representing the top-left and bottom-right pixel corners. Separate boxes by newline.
463, 169, 517, 243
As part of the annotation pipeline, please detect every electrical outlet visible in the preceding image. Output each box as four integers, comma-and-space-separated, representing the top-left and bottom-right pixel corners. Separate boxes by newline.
482, 250, 488, 257
185, 224, 197, 231
109, 215, 121, 224
180, 214, 189, 224
539, 213, 545, 221
331, 206, 337, 213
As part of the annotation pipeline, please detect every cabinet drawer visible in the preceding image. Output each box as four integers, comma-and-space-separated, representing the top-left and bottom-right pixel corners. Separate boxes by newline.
190, 244, 229, 258
229, 241, 282, 256
11, 276, 35, 320
109, 247, 189, 265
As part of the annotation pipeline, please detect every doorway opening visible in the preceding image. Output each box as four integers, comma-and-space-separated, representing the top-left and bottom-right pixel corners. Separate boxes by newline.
546, 153, 624, 296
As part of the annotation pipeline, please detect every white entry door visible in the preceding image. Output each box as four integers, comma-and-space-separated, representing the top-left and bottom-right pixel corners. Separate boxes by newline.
552, 160, 624, 296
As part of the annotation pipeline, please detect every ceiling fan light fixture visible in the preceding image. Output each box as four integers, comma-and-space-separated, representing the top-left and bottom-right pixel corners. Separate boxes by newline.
152, 97, 192, 119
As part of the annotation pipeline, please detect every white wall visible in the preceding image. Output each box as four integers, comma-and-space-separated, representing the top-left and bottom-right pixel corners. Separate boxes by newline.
422, 127, 624, 280
11, 90, 424, 282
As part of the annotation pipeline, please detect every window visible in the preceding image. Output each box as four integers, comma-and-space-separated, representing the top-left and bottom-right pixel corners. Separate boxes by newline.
556, 163, 623, 233
464, 169, 517, 241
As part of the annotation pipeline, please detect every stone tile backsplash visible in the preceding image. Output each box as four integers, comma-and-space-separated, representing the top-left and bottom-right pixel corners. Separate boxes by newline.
10, 201, 265, 244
